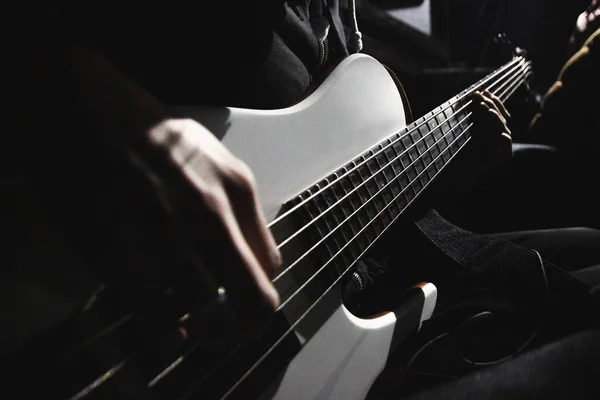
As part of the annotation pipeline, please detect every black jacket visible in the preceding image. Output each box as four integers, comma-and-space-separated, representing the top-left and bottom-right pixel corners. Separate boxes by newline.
6, 0, 351, 108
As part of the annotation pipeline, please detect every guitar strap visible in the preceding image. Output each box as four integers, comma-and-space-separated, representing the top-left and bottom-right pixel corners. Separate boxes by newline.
414, 209, 594, 319
367, 210, 599, 399
409, 208, 600, 369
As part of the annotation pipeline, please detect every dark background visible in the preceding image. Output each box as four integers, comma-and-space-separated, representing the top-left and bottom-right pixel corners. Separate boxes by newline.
360, 0, 592, 119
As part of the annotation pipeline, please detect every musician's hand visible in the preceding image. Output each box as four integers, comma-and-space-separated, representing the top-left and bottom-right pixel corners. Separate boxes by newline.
470, 90, 513, 171
148, 118, 281, 341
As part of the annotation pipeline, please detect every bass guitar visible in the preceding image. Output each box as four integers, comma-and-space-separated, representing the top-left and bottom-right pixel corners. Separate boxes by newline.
7, 52, 532, 400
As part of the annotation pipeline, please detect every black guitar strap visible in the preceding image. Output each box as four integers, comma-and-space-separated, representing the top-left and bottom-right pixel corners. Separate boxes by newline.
369, 211, 600, 398
415, 209, 595, 322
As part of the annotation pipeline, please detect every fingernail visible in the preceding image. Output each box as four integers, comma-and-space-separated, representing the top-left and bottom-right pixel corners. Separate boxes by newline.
267, 286, 281, 310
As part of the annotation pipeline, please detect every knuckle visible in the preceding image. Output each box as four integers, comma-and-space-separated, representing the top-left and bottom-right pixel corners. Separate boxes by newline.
488, 108, 500, 117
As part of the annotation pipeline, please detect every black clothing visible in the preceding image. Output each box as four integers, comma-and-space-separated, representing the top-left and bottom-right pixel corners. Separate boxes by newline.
4, 2, 600, 399
6, 1, 348, 109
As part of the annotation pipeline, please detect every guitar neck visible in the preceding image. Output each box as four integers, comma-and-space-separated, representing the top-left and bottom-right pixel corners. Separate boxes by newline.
8, 54, 533, 400
270, 56, 532, 310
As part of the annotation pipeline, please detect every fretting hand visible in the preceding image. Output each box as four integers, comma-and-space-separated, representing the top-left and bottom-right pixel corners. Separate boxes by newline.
469, 89, 513, 174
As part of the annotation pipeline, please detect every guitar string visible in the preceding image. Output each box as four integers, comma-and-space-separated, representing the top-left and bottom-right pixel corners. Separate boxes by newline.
273, 63, 531, 286
503, 75, 529, 102
274, 112, 472, 305
142, 71, 531, 397
266, 57, 524, 232
273, 67, 530, 309
272, 63, 529, 284
266, 56, 523, 232
67, 65, 531, 399
221, 71, 529, 399
151, 71, 533, 396
225, 128, 474, 398
154, 68, 531, 398
273, 59, 527, 254
147, 68, 530, 396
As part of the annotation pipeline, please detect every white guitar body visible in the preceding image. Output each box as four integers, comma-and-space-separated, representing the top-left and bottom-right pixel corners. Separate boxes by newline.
11, 48, 532, 400
178, 54, 438, 400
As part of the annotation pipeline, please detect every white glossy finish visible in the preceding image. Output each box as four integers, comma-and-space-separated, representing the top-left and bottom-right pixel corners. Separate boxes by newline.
420, 282, 437, 328
271, 303, 397, 400
183, 54, 407, 221
181, 55, 426, 400
269, 283, 436, 400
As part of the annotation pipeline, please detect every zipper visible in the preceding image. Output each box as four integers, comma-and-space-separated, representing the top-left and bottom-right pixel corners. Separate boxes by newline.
352, 271, 364, 292
317, 37, 327, 70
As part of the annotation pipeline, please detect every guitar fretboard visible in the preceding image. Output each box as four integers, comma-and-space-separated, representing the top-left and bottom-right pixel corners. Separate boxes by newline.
272, 56, 530, 309
297, 97, 470, 276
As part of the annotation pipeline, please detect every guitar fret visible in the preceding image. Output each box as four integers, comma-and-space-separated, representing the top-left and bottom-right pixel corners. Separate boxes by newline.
339, 173, 363, 245
345, 165, 362, 215
295, 192, 336, 278
373, 144, 397, 223
407, 126, 425, 194
428, 114, 445, 176
388, 135, 411, 207
350, 191, 362, 218
321, 170, 362, 262
335, 231, 347, 255
365, 223, 376, 243
458, 111, 470, 144
417, 125, 434, 184
356, 159, 374, 198
404, 127, 424, 192
442, 106, 457, 147
414, 130, 428, 167
427, 109, 445, 164
349, 215, 362, 240
356, 207, 368, 230
432, 110, 447, 155
365, 154, 385, 213
357, 229, 369, 251
365, 154, 381, 195
288, 90, 481, 285
312, 189, 331, 243
374, 147, 390, 182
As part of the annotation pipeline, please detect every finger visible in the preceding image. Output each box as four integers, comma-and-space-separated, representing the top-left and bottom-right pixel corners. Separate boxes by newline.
479, 93, 506, 125
499, 132, 514, 159
471, 92, 496, 120
486, 108, 509, 136
163, 179, 277, 342
136, 166, 238, 350
483, 89, 511, 121
212, 205, 280, 327
192, 185, 279, 308
471, 106, 507, 142
472, 90, 490, 106
177, 190, 279, 339
225, 162, 282, 278
470, 99, 491, 126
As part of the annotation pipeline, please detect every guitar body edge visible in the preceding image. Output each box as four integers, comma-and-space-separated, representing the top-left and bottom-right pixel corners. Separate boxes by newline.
178, 53, 408, 221
177, 54, 430, 400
